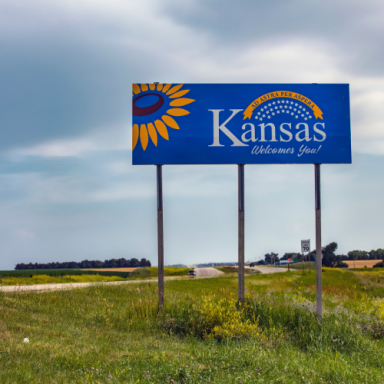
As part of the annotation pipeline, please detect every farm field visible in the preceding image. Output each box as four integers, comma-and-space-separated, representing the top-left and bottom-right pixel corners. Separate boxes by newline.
85, 268, 139, 272
1, 269, 384, 383
0, 274, 126, 286
344, 260, 381, 268
0, 267, 190, 286
0, 269, 130, 279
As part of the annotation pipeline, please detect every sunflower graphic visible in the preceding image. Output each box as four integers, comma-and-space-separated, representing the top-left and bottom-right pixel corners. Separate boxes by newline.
132, 83, 195, 151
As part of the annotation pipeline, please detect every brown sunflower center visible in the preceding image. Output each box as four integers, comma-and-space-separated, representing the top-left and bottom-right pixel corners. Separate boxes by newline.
132, 93, 164, 116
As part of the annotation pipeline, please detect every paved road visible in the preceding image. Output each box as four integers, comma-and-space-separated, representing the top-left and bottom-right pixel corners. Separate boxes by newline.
195, 267, 224, 277
0, 274, 222, 294
247, 266, 288, 274
0, 280, 144, 293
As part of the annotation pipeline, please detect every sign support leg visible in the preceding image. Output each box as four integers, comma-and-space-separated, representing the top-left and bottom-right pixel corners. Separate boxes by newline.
157, 165, 164, 312
315, 164, 322, 320
238, 164, 245, 304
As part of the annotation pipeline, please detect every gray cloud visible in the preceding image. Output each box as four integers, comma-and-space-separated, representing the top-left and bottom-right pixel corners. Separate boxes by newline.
160, 0, 384, 77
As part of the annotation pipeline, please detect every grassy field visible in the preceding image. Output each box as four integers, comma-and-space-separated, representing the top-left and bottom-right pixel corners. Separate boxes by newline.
273, 262, 316, 269
0, 274, 126, 285
216, 267, 260, 275
0, 269, 130, 279
85, 268, 139, 272
0, 267, 190, 285
1, 269, 384, 383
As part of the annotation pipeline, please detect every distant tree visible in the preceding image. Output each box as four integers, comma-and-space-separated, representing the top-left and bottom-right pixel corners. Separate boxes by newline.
130, 258, 140, 268
68, 262, 78, 268
116, 258, 126, 268
264, 252, 278, 264
348, 250, 368, 261
373, 261, 384, 268
140, 258, 148, 267
322, 242, 338, 267
369, 249, 384, 260
14, 257, 152, 270
307, 250, 316, 262
281, 253, 299, 261
335, 260, 348, 268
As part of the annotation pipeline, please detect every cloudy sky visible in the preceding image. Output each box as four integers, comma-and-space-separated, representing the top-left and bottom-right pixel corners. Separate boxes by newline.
1, 0, 384, 270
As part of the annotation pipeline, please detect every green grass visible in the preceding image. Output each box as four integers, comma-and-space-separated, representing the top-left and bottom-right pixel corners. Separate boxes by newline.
350, 268, 384, 272
0, 267, 189, 284
273, 261, 316, 269
215, 267, 260, 275
1, 269, 384, 383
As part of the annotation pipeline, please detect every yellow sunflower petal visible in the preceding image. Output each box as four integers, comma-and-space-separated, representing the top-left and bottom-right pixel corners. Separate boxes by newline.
169, 98, 195, 107
132, 124, 139, 149
169, 89, 190, 99
157, 83, 163, 91
166, 108, 190, 116
132, 84, 141, 95
162, 115, 179, 130
162, 84, 172, 93
149, 84, 156, 90
166, 84, 183, 95
154, 120, 169, 140
147, 123, 158, 146
140, 84, 148, 92
140, 124, 149, 151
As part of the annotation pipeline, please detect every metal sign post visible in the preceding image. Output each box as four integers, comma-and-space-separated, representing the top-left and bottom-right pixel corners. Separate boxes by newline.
156, 165, 164, 312
132, 83, 351, 312
315, 164, 322, 320
238, 164, 245, 305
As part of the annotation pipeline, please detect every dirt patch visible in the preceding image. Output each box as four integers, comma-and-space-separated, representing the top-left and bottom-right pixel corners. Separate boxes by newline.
344, 260, 381, 269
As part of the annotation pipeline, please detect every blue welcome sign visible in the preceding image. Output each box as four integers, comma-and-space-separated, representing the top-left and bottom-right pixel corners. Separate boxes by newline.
132, 84, 351, 165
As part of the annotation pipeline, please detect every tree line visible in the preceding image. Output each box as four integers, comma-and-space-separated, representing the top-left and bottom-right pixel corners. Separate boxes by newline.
15, 258, 151, 270
259, 243, 384, 268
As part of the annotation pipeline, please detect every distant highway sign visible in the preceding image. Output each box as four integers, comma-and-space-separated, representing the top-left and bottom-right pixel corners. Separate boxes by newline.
301, 239, 310, 253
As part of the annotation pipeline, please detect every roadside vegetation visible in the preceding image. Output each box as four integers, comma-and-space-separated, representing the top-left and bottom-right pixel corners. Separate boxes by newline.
273, 261, 316, 269
261, 242, 384, 269
215, 267, 260, 275
0, 269, 130, 279
1, 269, 384, 383
0, 274, 126, 285
0, 267, 190, 285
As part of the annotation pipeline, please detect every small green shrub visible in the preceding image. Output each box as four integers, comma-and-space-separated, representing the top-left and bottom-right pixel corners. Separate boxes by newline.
374, 261, 384, 268
160, 295, 262, 341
